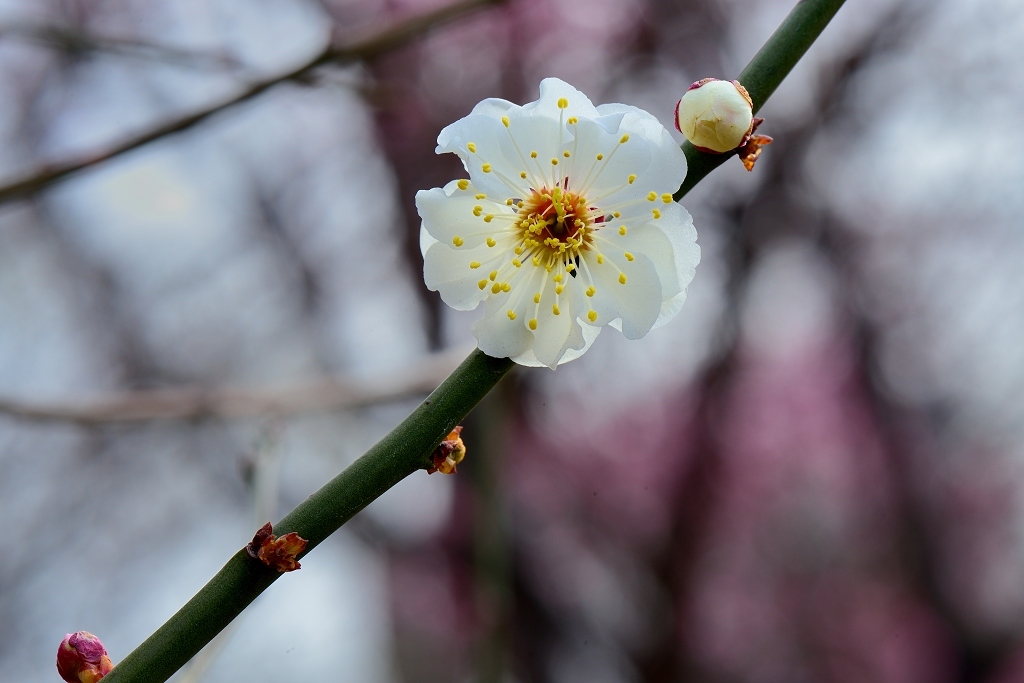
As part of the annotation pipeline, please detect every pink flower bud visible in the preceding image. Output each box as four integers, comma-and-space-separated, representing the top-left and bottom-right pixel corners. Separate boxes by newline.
56, 631, 114, 683
674, 78, 754, 153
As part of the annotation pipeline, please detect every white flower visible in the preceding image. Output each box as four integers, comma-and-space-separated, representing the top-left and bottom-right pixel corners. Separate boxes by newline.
674, 79, 753, 153
417, 78, 700, 369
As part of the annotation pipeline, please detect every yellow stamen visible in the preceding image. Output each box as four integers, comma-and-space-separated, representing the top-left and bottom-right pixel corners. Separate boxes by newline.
457, 179, 469, 190
467, 142, 477, 153
586, 286, 595, 297
478, 279, 488, 290
662, 193, 673, 203
647, 191, 657, 201
507, 310, 516, 320
473, 205, 483, 216
587, 310, 598, 322
470, 261, 481, 269
489, 270, 498, 281
557, 97, 569, 109
596, 153, 604, 160
624, 252, 634, 261
628, 174, 636, 184
482, 163, 492, 173
552, 304, 560, 315
486, 237, 497, 247
618, 273, 627, 284
501, 116, 510, 127
619, 226, 627, 235
452, 236, 464, 247
620, 134, 629, 143
529, 318, 538, 330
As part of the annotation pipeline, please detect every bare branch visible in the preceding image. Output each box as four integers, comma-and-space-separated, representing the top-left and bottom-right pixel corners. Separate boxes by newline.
0, 0, 502, 206
0, 21, 246, 70
0, 347, 470, 424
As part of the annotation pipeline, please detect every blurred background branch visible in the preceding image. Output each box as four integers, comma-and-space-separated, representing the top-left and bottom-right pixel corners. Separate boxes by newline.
0, 347, 467, 424
0, 0, 502, 205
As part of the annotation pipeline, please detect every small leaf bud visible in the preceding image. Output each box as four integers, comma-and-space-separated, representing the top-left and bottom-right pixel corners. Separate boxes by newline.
674, 78, 754, 153
56, 631, 114, 683
246, 522, 308, 572
427, 426, 466, 474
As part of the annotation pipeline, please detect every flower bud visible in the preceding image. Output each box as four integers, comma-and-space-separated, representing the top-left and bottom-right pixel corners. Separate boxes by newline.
56, 631, 114, 683
674, 78, 754, 153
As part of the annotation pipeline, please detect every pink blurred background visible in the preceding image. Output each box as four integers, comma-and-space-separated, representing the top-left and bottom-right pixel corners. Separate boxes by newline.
2, 0, 1023, 681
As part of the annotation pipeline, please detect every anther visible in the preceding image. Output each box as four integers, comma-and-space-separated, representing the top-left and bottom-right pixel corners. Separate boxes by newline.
491, 283, 502, 294
620, 134, 630, 143
652, 209, 661, 219
514, 246, 524, 255
557, 98, 569, 109
470, 261, 481, 269
662, 193, 673, 203
489, 270, 498, 281
452, 236, 464, 247
551, 158, 558, 166
501, 116, 510, 127
473, 205, 483, 216
457, 179, 469, 190
467, 142, 477, 153
482, 163, 492, 173
618, 273, 627, 284
624, 252, 634, 261
529, 319, 538, 330
512, 259, 522, 268
530, 151, 538, 158
478, 279, 488, 289
613, 212, 620, 218
647, 191, 657, 201
586, 286, 595, 297
475, 193, 486, 199
501, 283, 511, 292
596, 153, 604, 161
619, 226, 627, 235
568, 116, 578, 124
520, 172, 527, 178
552, 304, 561, 315
484, 214, 494, 223
597, 254, 605, 264
507, 309, 516, 320
486, 237, 497, 247
588, 310, 598, 322
533, 293, 541, 303
563, 150, 570, 158
628, 174, 637, 184
555, 285, 564, 294
554, 274, 563, 283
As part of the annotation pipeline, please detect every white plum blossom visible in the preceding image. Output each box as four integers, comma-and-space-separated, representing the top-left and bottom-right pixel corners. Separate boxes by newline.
417, 78, 700, 368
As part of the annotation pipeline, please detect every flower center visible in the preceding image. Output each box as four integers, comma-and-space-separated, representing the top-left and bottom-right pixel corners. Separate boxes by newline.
516, 185, 593, 264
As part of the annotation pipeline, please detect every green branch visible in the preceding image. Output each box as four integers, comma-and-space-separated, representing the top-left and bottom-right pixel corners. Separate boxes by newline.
100, 1, 848, 681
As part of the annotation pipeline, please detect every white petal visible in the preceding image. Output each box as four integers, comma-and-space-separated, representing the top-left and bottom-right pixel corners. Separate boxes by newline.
530, 274, 587, 368
580, 250, 662, 339
415, 182, 517, 250
569, 117, 652, 205
521, 78, 599, 122
512, 322, 601, 367
470, 265, 543, 359
423, 241, 495, 311
469, 97, 516, 119
592, 221, 681, 300
436, 114, 529, 198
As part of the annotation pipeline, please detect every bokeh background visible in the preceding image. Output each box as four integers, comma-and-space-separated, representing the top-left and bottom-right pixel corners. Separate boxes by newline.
2, 0, 1023, 680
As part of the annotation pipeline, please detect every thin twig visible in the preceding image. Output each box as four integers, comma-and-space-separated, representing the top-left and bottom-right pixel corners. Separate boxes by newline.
0, 21, 246, 70
0, 0, 502, 206
0, 347, 469, 424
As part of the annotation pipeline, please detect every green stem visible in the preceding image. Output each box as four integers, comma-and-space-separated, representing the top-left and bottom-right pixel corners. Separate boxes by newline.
101, 1, 848, 680
674, 0, 848, 200
101, 350, 512, 683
